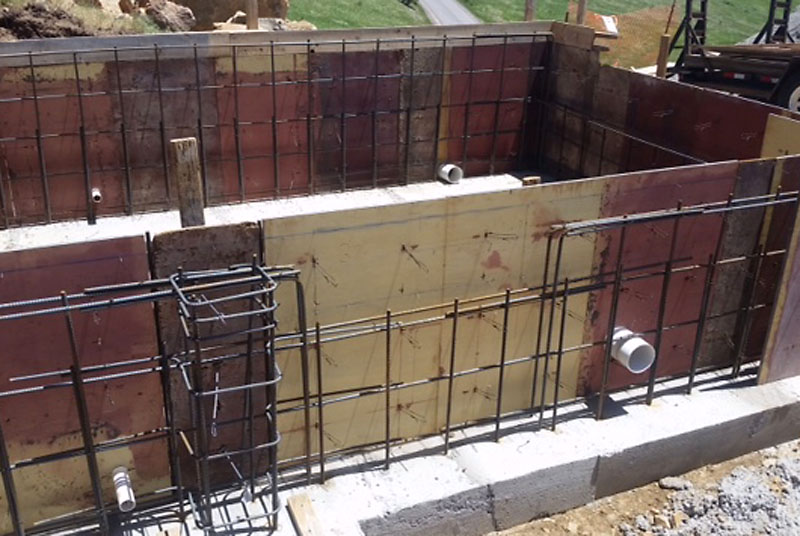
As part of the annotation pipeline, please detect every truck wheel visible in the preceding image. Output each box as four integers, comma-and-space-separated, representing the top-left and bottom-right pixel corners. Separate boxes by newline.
776, 72, 800, 112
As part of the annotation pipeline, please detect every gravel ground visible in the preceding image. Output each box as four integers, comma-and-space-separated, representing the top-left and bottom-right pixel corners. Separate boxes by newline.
621, 443, 800, 535
491, 440, 800, 536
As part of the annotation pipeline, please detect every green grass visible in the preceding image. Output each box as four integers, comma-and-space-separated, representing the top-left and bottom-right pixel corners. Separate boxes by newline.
461, 0, 775, 45
289, 0, 429, 29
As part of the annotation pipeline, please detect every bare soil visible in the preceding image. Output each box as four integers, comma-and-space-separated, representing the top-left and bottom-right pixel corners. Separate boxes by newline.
0, 3, 93, 39
489, 440, 800, 536
569, 5, 674, 69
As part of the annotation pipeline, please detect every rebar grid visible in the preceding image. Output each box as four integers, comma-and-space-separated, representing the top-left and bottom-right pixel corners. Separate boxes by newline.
0, 33, 550, 228
0, 188, 794, 533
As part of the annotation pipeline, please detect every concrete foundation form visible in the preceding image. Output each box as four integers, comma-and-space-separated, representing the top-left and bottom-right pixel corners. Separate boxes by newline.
1, 21, 800, 535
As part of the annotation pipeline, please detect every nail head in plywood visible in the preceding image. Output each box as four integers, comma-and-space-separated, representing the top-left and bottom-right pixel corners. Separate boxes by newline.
168, 137, 205, 228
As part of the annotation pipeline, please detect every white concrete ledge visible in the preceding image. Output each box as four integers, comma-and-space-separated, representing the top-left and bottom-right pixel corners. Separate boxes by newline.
277, 369, 800, 536
85, 369, 800, 535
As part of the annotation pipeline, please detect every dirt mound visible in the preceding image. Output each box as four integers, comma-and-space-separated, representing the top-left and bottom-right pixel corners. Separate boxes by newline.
568, 5, 674, 69
175, 0, 289, 30
0, 3, 94, 39
144, 0, 196, 31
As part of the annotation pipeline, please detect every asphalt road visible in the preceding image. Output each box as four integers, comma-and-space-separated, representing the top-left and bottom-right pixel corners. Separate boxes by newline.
418, 0, 480, 25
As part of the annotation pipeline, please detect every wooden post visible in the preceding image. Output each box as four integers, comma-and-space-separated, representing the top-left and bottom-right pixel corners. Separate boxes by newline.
169, 137, 205, 228
524, 0, 537, 21
656, 34, 671, 78
246, 0, 259, 30
577, 0, 588, 25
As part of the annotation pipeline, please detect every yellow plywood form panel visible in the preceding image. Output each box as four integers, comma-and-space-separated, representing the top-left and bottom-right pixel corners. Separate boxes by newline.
265, 180, 604, 460
761, 113, 800, 158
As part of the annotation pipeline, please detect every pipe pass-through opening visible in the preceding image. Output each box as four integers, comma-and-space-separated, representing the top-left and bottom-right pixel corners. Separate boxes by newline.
612, 327, 656, 374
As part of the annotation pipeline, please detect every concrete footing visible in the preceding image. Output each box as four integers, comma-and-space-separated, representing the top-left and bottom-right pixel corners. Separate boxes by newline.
277, 368, 800, 536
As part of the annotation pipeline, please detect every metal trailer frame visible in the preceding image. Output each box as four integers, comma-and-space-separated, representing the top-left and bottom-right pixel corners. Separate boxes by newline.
669, 0, 800, 105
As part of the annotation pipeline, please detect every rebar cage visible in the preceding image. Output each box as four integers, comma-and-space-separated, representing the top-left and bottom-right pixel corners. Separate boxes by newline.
173, 265, 282, 533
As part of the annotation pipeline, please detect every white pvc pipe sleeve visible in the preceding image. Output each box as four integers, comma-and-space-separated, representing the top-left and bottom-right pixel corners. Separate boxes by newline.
611, 327, 656, 374
112, 466, 136, 513
437, 164, 463, 184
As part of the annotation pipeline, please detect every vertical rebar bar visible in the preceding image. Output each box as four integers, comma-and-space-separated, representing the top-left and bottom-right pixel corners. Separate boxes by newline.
265, 288, 279, 523
295, 281, 312, 485
340, 39, 348, 190
539, 234, 565, 428
431, 36, 447, 180
113, 48, 134, 215
243, 258, 257, 494
557, 105, 568, 178
0, 166, 8, 230
489, 36, 509, 175
404, 36, 416, 185
444, 298, 459, 454
193, 46, 209, 204
597, 224, 628, 420
146, 232, 182, 510
494, 289, 511, 441
61, 293, 108, 532
73, 53, 95, 225
646, 204, 682, 404
535, 39, 554, 170
551, 278, 570, 431
29, 52, 50, 224
517, 35, 538, 168
232, 45, 245, 202
732, 245, 766, 377
460, 36, 477, 171
189, 306, 212, 527
530, 233, 553, 414
372, 39, 381, 188
597, 128, 607, 176
0, 421, 23, 536
314, 322, 325, 483
154, 45, 171, 202
688, 254, 716, 394
270, 41, 281, 196
307, 40, 315, 195
577, 115, 589, 178
384, 310, 392, 469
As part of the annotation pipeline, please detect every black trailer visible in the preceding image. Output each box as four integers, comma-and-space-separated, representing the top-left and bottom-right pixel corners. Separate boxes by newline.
669, 0, 800, 112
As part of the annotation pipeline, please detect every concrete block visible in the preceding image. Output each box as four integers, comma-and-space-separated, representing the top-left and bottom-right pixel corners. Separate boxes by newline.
491, 457, 598, 530
360, 486, 495, 536
595, 387, 800, 498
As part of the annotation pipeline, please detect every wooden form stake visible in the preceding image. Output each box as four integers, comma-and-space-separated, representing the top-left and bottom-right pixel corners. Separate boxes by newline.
656, 34, 671, 78
169, 137, 206, 228
577, 0, 588, 25
525, 0, 537, 21
247, 0, 259, 30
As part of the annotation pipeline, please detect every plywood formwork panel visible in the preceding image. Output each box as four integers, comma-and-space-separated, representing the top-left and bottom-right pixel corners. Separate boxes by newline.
0, 236, 166, 532
760, 155, 800, 383
760, 114, 800, 158
150, 223, 264, 487
264, 180, 604, 459
578, 162, 743, 393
